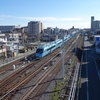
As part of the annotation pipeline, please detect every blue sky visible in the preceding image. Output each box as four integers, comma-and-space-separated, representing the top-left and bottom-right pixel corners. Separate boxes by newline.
0, 0, 100, 29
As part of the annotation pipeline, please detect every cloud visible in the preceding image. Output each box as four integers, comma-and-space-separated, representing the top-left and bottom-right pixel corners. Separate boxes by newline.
59, 17, 82, 21
0, 15, 82, 21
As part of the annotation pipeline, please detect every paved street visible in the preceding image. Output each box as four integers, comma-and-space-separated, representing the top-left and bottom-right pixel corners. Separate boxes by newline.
79, 36, 100, 100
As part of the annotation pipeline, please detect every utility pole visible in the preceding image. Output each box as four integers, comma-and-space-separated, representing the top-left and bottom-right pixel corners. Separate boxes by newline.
1, 42, 3, 57
38, 32, 40, 47
14, 32, 19, 57
5, 37, 8, 60
11, 30, 14, 59
61, 32, 65, 79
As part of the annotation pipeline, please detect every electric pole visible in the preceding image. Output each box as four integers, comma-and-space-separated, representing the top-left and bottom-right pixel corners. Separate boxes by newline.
61, 31, 65, 79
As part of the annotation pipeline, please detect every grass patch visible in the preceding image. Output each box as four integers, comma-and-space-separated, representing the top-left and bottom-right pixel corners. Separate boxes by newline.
51, 82, 64, 100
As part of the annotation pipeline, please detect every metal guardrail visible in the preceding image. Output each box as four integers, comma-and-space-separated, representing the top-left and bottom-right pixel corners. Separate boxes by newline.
0, 49, 36, 67
68, 62, 80, 100
58, 62, 80, 100
75, 35, 84, 100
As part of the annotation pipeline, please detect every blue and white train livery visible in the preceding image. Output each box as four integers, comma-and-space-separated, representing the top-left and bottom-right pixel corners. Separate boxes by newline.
36, 31, 78, 58
36, 39, 62, 58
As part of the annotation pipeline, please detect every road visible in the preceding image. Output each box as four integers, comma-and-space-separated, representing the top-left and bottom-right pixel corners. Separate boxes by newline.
79, 36, 100, 100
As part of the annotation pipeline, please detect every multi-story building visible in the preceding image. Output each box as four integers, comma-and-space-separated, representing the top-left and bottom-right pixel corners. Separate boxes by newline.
21, 26, 28, 33
91, 16, 100, 30
0, 32, 23, 57
91, 16, 94, 30
0, 34, 7, 58
93, 21, 100, 30
0, 34, 7, 42
0, 43, 6, 59
54, 27, 60, 35
28, 21, 43, 36
0, 25, 15, 33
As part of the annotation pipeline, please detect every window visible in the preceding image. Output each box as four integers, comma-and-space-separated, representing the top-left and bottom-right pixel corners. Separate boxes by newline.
47, 46, 55, 51
36, 49, 43, 53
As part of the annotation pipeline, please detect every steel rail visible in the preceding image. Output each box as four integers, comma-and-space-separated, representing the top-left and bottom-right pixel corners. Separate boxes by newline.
0, 32, 79, 99
18, 35, 78, 100
0, 50, 62, 100
58, 34, 83, 100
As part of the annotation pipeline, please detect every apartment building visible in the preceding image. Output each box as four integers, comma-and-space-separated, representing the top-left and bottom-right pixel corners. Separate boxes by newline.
0, 32, 23, 57
91, 16, 100, 30
28, 21, 43, 36
0, 34, 7, 58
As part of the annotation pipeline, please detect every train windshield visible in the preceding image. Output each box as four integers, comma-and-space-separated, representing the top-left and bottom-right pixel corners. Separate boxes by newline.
36, 49, 43, 53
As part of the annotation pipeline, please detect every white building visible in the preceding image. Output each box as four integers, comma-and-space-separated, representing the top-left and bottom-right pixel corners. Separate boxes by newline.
0, 34, 7, 42
91, 16, 100, 30
0, 32, 22, 57
28, 21, 43, 36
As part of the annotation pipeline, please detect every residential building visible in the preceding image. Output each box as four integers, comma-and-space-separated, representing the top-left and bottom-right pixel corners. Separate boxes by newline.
21, 26, 28, 33
93, 20, 100, 30
91, 16, 100, 30
0, 25, 15, 33
54, 27, 60, 34
91, 16, 94, 30
28, 21, 43, 36
0, 32, 23, 57
0, 34, 7, 58
0, 42, 6, 58
0, 34, 7, 42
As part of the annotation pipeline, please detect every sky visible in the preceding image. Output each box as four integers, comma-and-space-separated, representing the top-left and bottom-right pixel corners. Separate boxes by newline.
0, 0, 100, 29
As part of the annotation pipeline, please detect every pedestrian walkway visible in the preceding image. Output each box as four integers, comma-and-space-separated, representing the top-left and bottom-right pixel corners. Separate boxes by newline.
0, 49, 36, 68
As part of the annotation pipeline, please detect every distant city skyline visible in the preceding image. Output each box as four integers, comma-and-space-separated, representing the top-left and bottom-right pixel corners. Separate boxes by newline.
0, 0, 100, 29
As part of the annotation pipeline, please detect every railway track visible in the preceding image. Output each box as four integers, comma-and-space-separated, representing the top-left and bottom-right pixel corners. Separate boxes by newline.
36, 34, 83, 100
0, 33, 81, 100
0, 53, 35, 74
11, 41, 75, 100
0, 51, 61, 99
58, 35, 84, 100
12, 34, 82, 100
20, 34, 81, 100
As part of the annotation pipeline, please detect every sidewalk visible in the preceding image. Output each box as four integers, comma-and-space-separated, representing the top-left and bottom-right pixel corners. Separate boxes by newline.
0, 49, 36, 68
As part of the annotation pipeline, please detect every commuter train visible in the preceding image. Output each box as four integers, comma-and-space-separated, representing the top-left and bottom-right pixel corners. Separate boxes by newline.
36, 31, 78, 58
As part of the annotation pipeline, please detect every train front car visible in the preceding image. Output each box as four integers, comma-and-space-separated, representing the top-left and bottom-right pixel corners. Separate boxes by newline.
36, 43, 56, 58
36, 47, 44, 59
